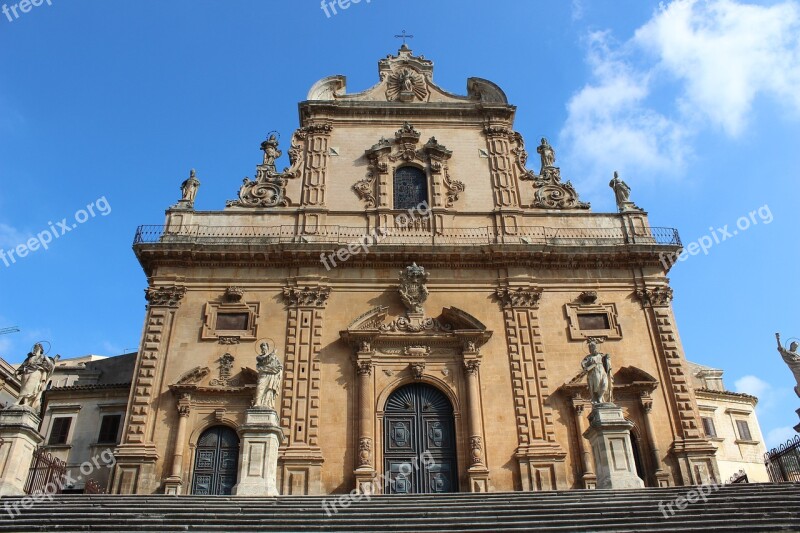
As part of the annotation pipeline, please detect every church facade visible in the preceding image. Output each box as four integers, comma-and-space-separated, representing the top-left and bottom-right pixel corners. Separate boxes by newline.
112, 46, 719, 496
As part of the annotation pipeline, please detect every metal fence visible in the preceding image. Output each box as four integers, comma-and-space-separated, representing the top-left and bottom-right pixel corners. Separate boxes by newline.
134, 224, 681, 248
765, 435, 800, 482
84, 477, 107, 495
24, 447, 67, 495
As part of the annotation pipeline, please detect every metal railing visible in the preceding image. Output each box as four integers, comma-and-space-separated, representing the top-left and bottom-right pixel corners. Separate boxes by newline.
134, 224, 681, 248
25, 447, 67, 495
765, 434, 800, 483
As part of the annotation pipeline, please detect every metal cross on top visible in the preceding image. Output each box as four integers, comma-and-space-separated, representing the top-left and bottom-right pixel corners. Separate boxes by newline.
394, 30, 414, 46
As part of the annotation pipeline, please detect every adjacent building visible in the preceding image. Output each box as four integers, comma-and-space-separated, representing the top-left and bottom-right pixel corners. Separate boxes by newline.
688, 361, 769, 482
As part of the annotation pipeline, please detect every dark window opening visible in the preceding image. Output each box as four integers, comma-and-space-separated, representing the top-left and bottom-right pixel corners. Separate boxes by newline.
97, 414, 122, 444
702, 416, 717, 438
736, 420, 752, 441
393, 166, 427, 210
216, 313, 249, 331
577, 313, 610, 330
48, 417, 72, 445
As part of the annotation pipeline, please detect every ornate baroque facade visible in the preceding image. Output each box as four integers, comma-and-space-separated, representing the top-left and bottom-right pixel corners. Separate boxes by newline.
112, 46, 719, 495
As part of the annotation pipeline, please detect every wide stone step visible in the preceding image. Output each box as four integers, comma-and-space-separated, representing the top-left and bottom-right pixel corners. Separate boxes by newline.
0, 483, 798, 532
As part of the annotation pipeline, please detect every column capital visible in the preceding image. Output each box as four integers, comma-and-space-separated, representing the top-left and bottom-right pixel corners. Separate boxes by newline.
464, 359, 481, 375
495, 286, 542, 309
634, 286, 674, 309
356, 361, 373, 377
145, 285, 186, 308
282, 285, 331, 308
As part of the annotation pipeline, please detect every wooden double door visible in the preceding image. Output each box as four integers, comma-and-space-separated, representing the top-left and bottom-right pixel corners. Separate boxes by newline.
191, 426, 239, 495
384, 383, 458, 494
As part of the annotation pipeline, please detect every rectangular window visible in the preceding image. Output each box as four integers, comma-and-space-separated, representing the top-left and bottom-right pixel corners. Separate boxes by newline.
736, 420, 753, 441
48, 417, 72, 445
702, 417, 717, 438
215, 312, 249, 331
97, 414, 122, 444
577, 313, 610, 331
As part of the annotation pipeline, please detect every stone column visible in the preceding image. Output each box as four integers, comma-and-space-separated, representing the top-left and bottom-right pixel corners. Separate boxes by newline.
354, 358, 376, 493
583, 404, 644, 489
496, 285, 567, 491
233, 408, 284, 496
0, 407, 44, 495
163, 395, 191, 495
279, 283, 330, 495
636, 286, 719, 485
112, 284, 185, 494
639, 392, 670, 487
569, 396, 595, 489
463, 358, 490, 492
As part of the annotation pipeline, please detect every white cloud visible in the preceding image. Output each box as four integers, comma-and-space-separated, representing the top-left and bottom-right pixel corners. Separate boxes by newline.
636, 0, 800, 136
0, 223, 28, 249
561, 31, 689, 193
561, 0, 800, 189
766, 426, 796, 449
571, 0, 585, 21
734, 374, 771, 397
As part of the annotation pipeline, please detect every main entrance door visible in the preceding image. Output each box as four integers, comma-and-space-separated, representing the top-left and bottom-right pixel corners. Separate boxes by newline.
191, 426, 239, 495
384, 383, 457, 494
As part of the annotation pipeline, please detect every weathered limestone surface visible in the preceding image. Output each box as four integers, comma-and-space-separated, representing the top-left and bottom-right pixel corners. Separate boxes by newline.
116, 45, 716, 495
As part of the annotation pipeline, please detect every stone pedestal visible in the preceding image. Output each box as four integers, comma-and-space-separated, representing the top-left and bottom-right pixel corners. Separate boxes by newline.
0, 407, 43, 495
583, 404, 644, 490
232, 408, 283, 496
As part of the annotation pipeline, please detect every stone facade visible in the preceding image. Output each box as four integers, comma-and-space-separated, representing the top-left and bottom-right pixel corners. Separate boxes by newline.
110, 46, 722, 495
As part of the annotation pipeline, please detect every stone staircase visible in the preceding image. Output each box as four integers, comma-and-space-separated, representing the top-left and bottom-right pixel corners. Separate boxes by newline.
1, 483, 799, 532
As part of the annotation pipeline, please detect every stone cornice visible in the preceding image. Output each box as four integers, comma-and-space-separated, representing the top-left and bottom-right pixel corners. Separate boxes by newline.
134, 243, 678, 277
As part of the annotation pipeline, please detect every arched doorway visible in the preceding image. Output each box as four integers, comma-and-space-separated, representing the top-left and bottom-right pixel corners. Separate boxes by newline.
384, 383, 457, 494
191, 425, 239, 495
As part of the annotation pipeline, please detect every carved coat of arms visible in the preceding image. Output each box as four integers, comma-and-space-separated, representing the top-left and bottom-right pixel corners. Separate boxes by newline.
399, 263, 429, 314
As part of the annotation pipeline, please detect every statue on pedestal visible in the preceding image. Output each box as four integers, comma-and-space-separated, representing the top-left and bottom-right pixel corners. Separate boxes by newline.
537, 137, 556, 171
776, 333, 800, 396
254, 342, 283, 410
14, 343, 58, 410
179, 169, 200, 207
609, 171, 641, 212
581, 339, 614, 405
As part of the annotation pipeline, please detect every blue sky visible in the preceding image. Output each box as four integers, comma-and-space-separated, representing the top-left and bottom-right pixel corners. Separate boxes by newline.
0, 0, 798, 448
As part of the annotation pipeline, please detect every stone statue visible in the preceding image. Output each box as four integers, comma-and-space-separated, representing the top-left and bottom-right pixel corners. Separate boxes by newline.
179, 169, 200, 206
581, 339, 614, 405
776, 333, 800, 397
254, 342, 283, 410
14, 343, 58, 410
260, 135, 282, 175
609, 171, 631, 204
537, 138, 556, 170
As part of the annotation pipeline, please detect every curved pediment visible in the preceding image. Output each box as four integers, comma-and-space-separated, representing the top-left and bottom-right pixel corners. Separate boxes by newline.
441, 307, 489, 331
346, 306, 389, 330
560, 365, 659, 398
306, 46, 508, 105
